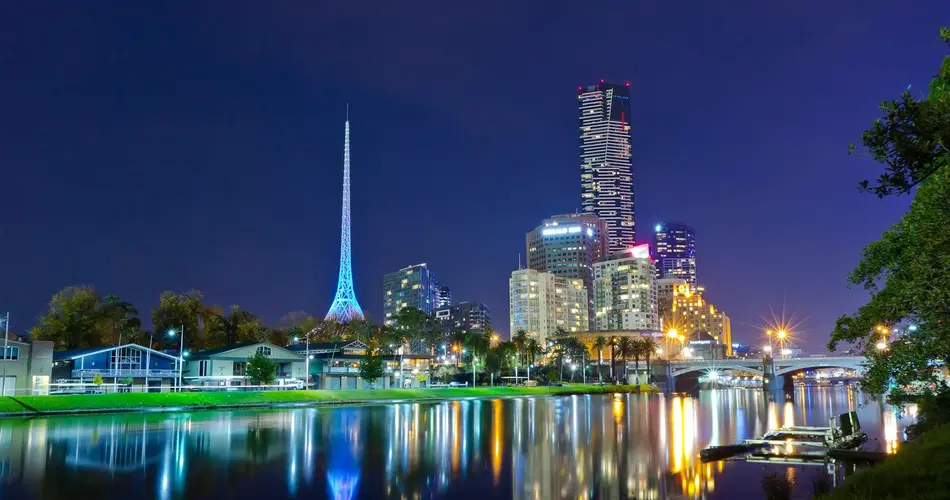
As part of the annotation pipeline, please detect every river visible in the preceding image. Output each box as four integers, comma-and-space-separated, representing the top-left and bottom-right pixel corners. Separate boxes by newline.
0, 387, 915, 499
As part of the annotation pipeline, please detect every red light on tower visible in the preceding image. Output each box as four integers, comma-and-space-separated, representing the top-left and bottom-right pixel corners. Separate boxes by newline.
625, 81, 630, 87
600, 79, 604, 83
578, 86, 583, 91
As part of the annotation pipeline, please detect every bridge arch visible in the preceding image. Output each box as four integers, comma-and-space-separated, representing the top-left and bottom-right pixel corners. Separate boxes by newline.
772, 359, 866, 377
669, 361, 766, 378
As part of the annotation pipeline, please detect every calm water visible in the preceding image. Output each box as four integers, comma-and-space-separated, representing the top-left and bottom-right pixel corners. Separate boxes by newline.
0, 387, 915, 499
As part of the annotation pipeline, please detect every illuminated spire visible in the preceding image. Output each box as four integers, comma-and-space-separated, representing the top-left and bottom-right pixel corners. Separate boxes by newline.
325, 108, 364, 322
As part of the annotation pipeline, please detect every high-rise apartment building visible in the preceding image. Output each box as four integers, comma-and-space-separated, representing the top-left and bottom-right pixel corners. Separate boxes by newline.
382, 263, 440, 325
654, 223, 697, 285
435, 301, 491, 334
593, 245, 659, 331
656, 277, 686, 329
437, 286, 452, 308
526, 213, 607, 327
671, 283, 732, 356
509, 269, 588, 346
579, 81, 634, 253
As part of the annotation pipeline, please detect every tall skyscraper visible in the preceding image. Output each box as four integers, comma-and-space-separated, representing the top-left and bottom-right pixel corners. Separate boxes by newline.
509, 269, 588, 346
526, 213, 606, 328
325, 109, 364, 322
579, 81, 634, 252
593, 244, 658, 331
654, 223, 697, 285
383, 263, 440, 325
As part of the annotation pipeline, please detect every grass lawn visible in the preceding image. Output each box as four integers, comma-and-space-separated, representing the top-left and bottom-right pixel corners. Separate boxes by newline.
0, 397, 30, 414
823, 424, 950, 499
1, 384, 658, 414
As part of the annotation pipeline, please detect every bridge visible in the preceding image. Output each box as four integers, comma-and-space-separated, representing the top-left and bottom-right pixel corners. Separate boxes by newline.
657, 356, 867, 391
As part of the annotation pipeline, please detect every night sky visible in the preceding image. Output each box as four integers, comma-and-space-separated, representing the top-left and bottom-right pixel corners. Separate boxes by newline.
2, 2, 948, 350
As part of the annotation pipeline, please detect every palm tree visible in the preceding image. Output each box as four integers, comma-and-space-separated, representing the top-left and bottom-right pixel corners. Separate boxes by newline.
449, 330, 467, 367
513, 330, 529, 365
593, 336, 607, 382
525, 338, 541, 366
608, 337, 619, 381
631, 339, 645, 384
641, 337, 659, 383
617, 337, 634, 382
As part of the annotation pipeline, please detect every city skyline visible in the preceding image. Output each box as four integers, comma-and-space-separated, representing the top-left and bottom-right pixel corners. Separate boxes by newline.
2, 3, 945, 351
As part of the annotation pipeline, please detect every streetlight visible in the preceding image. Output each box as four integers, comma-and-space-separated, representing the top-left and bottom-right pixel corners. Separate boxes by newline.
167, 325, 185, 391
876, 341, 888, 351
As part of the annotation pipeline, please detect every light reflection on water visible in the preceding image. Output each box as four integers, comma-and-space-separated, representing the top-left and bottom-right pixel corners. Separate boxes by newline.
0, 387, 916, 499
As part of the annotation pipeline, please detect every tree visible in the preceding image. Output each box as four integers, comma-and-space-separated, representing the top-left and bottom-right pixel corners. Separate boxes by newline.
641, 337, 659, 383
30, 285, 109, 349
608, 337, 619, 380
246, 350, 277, 386
617, 338, 634, 382
513, 330, 529, 365
631, 339, 645, 384
102, 295, 141, 345
152, 290, 207, 349
593, 336, 607, 382
358, 353, 385, 389
205, 305, 261, 347
525, 339, 541, 366
449, 330, 467, 367
829, 28, 950, 399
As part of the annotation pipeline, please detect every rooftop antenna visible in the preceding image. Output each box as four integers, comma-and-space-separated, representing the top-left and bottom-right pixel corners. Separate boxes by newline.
518, 253, 523, 270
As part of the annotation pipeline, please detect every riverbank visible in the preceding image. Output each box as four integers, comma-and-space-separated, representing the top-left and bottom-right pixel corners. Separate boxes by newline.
0, 384, 659, 417
823, 423, 950, 499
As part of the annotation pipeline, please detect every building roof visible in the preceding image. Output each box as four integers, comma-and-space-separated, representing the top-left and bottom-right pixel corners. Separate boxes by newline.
286, 340, 367, 354
53, 343, 180, 362
189, 341, 303, 360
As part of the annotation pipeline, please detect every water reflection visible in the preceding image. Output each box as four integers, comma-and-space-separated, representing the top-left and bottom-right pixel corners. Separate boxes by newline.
0, 387, 917, 499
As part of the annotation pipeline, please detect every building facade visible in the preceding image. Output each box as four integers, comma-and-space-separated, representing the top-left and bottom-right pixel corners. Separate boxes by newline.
435, 301, 491, 334
0, 340, 52, 396
593, 246, 659, 331
185, 342, 306, 388
579, 81, 635, 252
526, 213, 607, 328
509, 268, 588, 346
656, 277, 687, 329
671, 283, 732, 356
654, 223, 697, 285
383, 263, 441, 325
288, 341, 432, 389
52, 344, 179, 393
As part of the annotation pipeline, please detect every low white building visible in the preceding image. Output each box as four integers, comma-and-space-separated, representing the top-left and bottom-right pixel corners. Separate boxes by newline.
185, 342, 306, 388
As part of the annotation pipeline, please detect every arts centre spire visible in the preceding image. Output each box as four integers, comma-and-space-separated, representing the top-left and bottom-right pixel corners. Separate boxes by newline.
325, 106, 364, 322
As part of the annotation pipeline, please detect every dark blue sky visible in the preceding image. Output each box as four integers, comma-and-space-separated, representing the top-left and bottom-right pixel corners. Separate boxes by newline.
2, 2, 947, 350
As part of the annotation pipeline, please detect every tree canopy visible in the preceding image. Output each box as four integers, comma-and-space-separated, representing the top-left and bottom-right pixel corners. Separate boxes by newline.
830, 28, 950, 398
30, 286, 111, 349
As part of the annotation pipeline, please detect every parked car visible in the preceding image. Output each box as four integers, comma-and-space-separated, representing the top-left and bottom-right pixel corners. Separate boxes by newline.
448, 381, 468, 388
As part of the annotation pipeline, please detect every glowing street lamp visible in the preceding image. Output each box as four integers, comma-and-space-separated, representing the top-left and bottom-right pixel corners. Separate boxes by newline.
167, 325, 185, 391
876, 341, 888, 351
